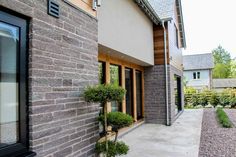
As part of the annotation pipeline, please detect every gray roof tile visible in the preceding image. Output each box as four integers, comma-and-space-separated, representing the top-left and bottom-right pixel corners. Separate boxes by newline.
213, 79, 236, 88
183, 53, 214, 70
147, 0, 175, 20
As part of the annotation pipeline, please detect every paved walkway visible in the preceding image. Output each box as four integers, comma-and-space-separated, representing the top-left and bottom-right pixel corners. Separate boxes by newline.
120, 109, 203, 157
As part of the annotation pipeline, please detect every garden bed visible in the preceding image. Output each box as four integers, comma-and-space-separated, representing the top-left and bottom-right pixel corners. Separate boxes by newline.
199, 109, 236, 157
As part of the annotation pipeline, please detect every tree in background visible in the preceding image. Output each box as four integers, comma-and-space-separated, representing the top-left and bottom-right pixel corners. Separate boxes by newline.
230, 59, 236, 78
212, 45, 232, 78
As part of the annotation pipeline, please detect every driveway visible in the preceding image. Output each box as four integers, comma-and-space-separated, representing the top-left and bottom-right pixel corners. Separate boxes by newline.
120, 109, 203, 157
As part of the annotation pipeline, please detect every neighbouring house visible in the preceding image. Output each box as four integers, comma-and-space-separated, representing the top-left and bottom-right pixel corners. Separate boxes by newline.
0, 0, 186, 156
213, 79, 236, 92
183, 53, 214, 91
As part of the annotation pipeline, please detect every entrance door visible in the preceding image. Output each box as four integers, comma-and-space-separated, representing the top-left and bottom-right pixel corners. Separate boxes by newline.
136, 71, 143, 119
125, 68, 133, 117
0, 11, 29, 156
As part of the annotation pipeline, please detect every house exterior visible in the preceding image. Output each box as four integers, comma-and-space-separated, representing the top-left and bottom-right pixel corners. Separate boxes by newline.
183, 53, 214, 91
213, 79, 236, 92
0, 0, 186, 156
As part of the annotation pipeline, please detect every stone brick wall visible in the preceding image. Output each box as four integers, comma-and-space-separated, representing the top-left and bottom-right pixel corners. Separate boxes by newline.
144, 64, 183, 125
0, 0, 99, 157
144, 65, 170, 124
169, 65, 184, 124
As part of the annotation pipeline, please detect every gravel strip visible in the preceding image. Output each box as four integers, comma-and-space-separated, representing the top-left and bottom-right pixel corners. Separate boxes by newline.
225, 109, 236, 127
199, 109, 236, 157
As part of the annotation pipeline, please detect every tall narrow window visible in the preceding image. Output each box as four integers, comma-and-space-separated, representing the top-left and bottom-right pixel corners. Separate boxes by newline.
175, 25, 179, 48
110, 64, 121, 111
98, 61, 105, 84
0, 11, 31, 156
136, 71, 143, 119
125, 68, 133, 117
174, 75, 182, 114
193, 72, 196, 79
197, 72, 201, 79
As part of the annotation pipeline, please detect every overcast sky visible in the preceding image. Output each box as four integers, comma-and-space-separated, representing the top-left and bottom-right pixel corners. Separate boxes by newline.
182, 0, 236, 58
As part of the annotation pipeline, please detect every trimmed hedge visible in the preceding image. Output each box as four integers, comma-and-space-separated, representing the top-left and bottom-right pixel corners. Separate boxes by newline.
185, 88, 236, 108
216, 108, 233, 128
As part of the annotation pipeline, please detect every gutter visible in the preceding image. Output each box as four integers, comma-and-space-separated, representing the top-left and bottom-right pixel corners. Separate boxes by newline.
134, 0, 161, 24
161, 21, 170, 126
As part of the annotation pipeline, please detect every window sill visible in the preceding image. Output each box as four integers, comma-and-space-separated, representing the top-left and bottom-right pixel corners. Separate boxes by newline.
16, 151, 36, 157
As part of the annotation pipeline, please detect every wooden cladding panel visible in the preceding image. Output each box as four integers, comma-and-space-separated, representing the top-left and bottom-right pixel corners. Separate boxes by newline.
98, 52, 144, 120
65, 0, 97, 17
98, 52, 144, 71
154, 24, 170, 65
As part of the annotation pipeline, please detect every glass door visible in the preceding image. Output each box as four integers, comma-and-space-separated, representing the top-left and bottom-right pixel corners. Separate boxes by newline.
136, 71, 143, 119
110, 64, 121, 112
125, 68, 133, 117
0, 10, 28, 156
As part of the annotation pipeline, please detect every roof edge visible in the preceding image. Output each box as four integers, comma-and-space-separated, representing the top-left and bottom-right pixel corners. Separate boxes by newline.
134, 0, 161, 25
176, 0, 186, 48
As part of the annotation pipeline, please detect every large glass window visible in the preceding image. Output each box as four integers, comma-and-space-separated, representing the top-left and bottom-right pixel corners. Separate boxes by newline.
0, 11, 30, 156
125, 68, 133, 117
136, 71, 143, 119
110, 64, 121, 112
0, 21, 19, 148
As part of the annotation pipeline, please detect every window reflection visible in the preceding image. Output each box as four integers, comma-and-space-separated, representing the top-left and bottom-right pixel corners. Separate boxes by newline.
0, 22, 19, 147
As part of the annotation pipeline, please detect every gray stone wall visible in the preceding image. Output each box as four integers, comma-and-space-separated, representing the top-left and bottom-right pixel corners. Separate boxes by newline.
0, 0, 99, 157
169, 65, 184, 124
144, 64, 183, 125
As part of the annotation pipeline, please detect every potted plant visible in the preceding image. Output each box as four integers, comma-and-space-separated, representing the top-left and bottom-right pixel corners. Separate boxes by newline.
84, 84, 132, 157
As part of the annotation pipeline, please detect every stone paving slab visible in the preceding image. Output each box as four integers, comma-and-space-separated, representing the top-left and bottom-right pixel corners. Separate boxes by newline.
120, 109, 203, 157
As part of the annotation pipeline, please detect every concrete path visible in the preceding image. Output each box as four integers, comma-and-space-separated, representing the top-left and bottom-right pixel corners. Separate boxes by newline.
120, 109, 203, 157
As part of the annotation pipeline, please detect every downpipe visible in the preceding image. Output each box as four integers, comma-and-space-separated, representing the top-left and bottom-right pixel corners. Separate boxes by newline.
162, 21, 170, 126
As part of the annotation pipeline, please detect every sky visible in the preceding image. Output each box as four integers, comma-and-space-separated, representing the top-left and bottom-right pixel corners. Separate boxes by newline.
182, 0, 236, 59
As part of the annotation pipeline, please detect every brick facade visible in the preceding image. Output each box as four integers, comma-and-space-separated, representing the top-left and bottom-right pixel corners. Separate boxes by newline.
144, 64, 184, 125
0, 0, 99, 156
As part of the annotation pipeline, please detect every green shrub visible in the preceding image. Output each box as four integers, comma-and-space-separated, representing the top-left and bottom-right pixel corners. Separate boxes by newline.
230, 97, 236, 108
95, 141, 129, 157
99, 112, 133, 130
190, 94, 199, 107
184, 87, 197, 94
219, 93, 231, 107
84, 84, 126, 104
198, 93, 208, 107
209, 92, 220, 107
216, 108, 233, 128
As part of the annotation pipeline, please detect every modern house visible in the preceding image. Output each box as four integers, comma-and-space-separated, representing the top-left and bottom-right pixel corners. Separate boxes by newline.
183, 53, 214, 91
213, 79, 236, 92
0, 0, 186, 156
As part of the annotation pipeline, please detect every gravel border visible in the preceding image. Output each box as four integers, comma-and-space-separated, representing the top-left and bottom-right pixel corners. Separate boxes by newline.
199, 109, 236, 157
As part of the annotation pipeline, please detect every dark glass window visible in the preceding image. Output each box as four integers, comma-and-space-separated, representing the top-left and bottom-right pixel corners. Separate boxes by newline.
0, 10, 32, 156
98, 61, 105, 84
125, 68, 133, 117
193, 72, 196, 79
197, 72, 201, 79
175, 25, 179, 48
174, 75, 182, 115
110, 64, 121, 112
136, 71, 143, 119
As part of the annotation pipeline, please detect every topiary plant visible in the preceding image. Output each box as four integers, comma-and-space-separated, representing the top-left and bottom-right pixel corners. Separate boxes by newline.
84, 84, 130, 156
95, 140, 129, 157
98, 112, 133, 142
